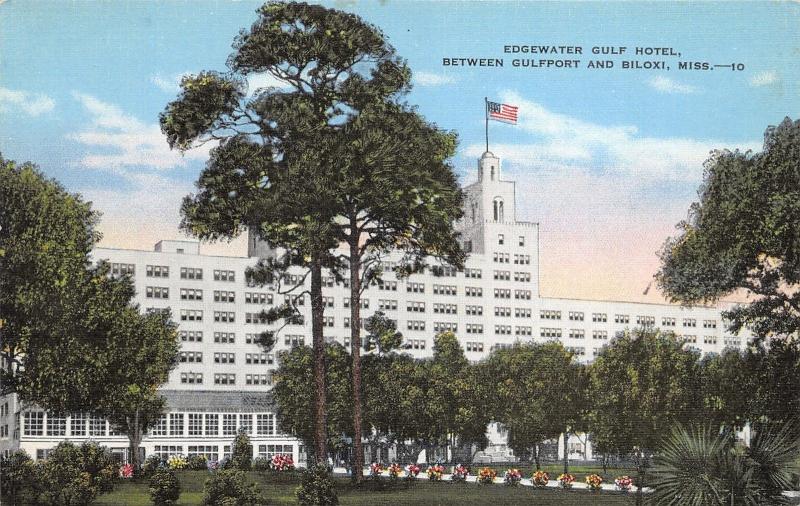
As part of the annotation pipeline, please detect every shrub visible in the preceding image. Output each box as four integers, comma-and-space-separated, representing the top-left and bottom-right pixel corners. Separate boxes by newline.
586, 473, 603, 491
426, 464, 444, 482
0, 450, 37, 503
187, 454, 208, 471
167, 455, 187, 470
405, 464, 420, 482
614, 475, 633, 492
271, 453, 294, 471
296, 464, 338, 506
557, 473, 576, 489
252, 457, 271, 472
143, 454, 164, 476
202, 469, 264, 506
387, 463, 403, 481
149, 468, 181, 506
32, 441, 118, 505
503, 468, 521, 487
230, 430, 253, 470
451, 464, 469, 483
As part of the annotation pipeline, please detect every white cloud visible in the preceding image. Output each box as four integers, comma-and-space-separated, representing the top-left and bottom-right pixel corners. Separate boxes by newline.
413, 71, 457, 87
749, 70, 779, 87
247, 72, 293, 92
466, 91, 759, 183
69, 92, 212, 172
647, 76, 697, 94
0, 87, 55, 116
150, 72, 187, 93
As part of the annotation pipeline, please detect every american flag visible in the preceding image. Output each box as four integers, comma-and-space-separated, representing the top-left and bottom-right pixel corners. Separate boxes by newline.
487, 101, 518, 124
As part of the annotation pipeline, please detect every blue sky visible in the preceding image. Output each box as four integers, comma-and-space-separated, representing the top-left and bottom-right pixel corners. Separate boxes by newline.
2, 0, 798, 301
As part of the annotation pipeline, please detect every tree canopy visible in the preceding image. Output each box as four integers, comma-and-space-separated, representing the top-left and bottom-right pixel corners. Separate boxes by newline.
657, 118, 800, 340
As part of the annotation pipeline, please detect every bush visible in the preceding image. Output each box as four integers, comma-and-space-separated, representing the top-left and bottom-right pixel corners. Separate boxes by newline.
143, 454, 164, 477
32, 441, 118, 505
296, 464, 338, 506
202, 469, 264, 506
187, 454, 208, 470
0, 450, 37, 503
252, 456, 271, 472
230, 430, 253, 470
149, 468, 181, 506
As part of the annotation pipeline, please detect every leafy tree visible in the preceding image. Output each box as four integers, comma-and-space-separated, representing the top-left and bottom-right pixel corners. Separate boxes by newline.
0, 450, 37, 504
588, 328, 705, 505
149, 468, 181, 506
700, 348, 754, 432
1, 157, 178, 473
650, 422, 800, 505
744, 339, 800, 426
271, 344, 353, 456
363, 311, 404, 356
160, 2, 412, 463
483, 342, 586, 470
657, 118, 800, 340
32, 441, 118, 506
230, 430, 254, 470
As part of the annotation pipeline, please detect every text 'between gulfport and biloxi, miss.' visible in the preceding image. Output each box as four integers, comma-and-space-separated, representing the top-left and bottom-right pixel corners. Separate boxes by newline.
441, 45, 744, 71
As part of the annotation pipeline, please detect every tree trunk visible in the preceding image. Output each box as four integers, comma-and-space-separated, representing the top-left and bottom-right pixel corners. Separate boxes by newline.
563, 429, 569, 474
129, 408, 142, 473
348, 228, 364, 483
635, 451, 646, 506
310, 259, 328, 464
534, 444, 541, 470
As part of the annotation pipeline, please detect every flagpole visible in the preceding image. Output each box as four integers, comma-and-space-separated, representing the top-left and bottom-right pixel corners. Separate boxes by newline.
484, 97, 489, 153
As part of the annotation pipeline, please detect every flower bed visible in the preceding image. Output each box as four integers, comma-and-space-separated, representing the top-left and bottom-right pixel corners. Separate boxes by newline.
167, 455, 187, 470
585, 473, 603, 491
387, 463, 403, 480
119, 463, 134, 478
531, 470, 550, 488
557, 472, 575, 489
272, 454, 294, 472
451, 464, 469, 483
369, 462, 385, 478
615, 475, 633, 492
478, 467, 497, 485
503, 468, 521, 486
426, 464, 445, 482
405, 464, 420, 481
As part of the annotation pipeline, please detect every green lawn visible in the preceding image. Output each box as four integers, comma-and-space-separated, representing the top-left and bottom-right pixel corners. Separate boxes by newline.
95, 471, 638, 506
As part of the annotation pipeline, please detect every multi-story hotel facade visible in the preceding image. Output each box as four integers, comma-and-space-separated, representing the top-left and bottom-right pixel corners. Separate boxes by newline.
1, 152, 748, 463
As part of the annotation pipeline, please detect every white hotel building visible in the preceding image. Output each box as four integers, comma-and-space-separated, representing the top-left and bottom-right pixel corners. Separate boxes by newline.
1, 152, 748, 463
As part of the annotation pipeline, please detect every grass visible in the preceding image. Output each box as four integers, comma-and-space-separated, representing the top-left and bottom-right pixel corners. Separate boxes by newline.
95, 470, 638, 506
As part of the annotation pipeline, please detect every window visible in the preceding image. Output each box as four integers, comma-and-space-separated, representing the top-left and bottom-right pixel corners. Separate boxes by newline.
493, 197, 504, 221
246, 374, 271, 385
323, 316, 334, 327
636, 315, 655, 327
322, 296, 334, 308
24, 412, 44, 436
188, 413, 203, 436
515, 326, 532, 336
376, 280, 397, 291
214, 332, 235, 344
466, 324, 484, 334
494, 270, 510, 281
592, 330, 608, 340
494, 288, 511, 299
256, 414, 275, 436
566, 346, 586, 356
683, 318, 697, 328
205, 414, 219, 436
111, 263, 135, 277
515, 308, 532, 318
180, 288, 203, 300
433, 303, 457, 314
513, 254, 531, 265
180, 309, 203, 321
494, 324, 512, 335
513, 271, 531, 282
47, 414, 67, 436
465, 342, 484, 352
180, 372, 203, 384
180, 267, 203, 280
614, 314, 630, 324
662, 317, 676, 327
70, 413, 87, 436
214, 373, 236, 385
408, 339, 426, 350
146, 265, 169, 278
284, 335, 305, 347
152, 415, 167, 436
464, 268, 482, 279
258, 444, 294, 459
498, 234, 505, 245
213, 269, 235, 282
540, 327, 562, 339
703, 319, 717, 329
493, 252, 510, 263
214, 353, 235, 364
592, 313, 607, 323
245, 312, 268, 324
519, 236, 525, 247
145, 286, 169, 299
214, 290, 236, 303
514, 289, 531, 300
703, 336, 718, 345
495, 306, 511, 317
465, 286, 483, 297
239, 414, 253, 435
214, 311, 235, 323
222, 414, 237, 436
432, 284, 456, 296
379, 299, 398, 311
89, 416, 106, 436
245, 292, 272, 305
154, 445, 184, 459
180, 331, 203, 342
540, 309, 561, 320
568, 311, 585, 321
245, 353, 273, 365
569, 329, 586, 339
179, 351, 203, 363
169, 413, 184, 436
188, 445, 218, 461
433, 322, 457, 333
406, 301, 425, 313
407, 320, 425, 331
465, 305, 484, 316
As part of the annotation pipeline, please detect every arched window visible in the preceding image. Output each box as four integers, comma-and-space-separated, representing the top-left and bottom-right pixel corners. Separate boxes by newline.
490, 166, 495, 181
493, 197, 504, 222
